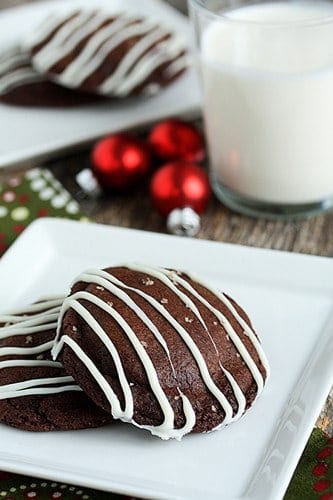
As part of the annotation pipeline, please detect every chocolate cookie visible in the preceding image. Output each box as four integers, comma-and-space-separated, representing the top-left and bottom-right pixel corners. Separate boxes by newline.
24, 10, 190, 97
0, 45, 103, 107
0, 297, 113, 431
53, 265, 269, 440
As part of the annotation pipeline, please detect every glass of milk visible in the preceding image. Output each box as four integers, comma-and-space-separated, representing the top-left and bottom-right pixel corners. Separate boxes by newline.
188, 0, 333, 218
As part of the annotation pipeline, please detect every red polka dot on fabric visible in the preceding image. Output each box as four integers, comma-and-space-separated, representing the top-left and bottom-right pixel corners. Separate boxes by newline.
313, 463, 329, 476
314, 479, 331, 492
13, 224, 25, 234
19, 194, 30, 204
37, 208, 49, 217
318, 447, 333, 460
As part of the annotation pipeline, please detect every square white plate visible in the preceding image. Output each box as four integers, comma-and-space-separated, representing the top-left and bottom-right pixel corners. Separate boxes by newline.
0, 218, 332, 500
0, 0, 200, 168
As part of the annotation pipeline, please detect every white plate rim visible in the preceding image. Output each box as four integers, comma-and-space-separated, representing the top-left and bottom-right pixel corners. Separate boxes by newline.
0, 218, 332, 500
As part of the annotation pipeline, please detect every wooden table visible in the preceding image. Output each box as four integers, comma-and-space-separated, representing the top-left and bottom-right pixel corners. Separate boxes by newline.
1, 0, 332, 438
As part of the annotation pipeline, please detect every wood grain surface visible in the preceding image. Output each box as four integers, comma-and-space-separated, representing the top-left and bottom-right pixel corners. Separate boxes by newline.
0, 0, 332, 436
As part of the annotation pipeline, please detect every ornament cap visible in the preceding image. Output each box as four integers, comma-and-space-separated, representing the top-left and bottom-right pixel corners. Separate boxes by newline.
76, 168, 102, 198
166, 207, 201, 237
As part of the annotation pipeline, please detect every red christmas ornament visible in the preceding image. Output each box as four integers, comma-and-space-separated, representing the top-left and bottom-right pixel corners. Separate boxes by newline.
91, 133, 152, 190
150, 161, 211, 236
148, 119, 205, 163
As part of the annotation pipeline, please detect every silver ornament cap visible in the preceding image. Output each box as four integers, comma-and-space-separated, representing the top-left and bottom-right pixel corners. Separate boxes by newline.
166, 207, 201, 237
76, 168, 102, 198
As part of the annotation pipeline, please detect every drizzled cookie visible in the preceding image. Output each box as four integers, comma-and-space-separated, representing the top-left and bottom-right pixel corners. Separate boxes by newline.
23, 10, 190, 97
0, 297, 113, 431
0, 45, 103, 107
53, 265, 269, 440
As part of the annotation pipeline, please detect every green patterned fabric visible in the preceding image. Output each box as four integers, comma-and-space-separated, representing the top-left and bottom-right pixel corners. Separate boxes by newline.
285, 429, 333, 500
0, 168, 86, 256
0, 472, 126, 499
0, 168, 332, 500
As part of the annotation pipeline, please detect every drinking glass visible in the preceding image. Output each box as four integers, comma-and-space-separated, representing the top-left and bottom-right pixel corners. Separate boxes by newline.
188, 0, 333, 218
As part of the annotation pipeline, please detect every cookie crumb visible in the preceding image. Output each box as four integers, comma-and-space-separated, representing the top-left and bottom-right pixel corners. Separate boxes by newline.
185, 316, 193, 323
142, 277, 154, 286
72, 325, 78, 332
25, 335, 33, 344
213, 321, 218, 326
211, 405, 217, 412
96, 285, 104, 291
141, 341, 148, 348
160, 298, 168, 304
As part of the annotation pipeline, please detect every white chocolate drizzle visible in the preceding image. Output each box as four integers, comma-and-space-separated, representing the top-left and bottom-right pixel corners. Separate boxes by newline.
0, 297, 83, 400
146, 265, 270, 389
52, 266, 269, 440
0, 47, 44, 96
24, 9, 189, 97
30, 11, 108, 72
53, 289, 196, 439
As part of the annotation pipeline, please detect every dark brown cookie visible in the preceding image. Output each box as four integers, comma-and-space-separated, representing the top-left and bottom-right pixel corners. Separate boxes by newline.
0, 45, 103, 107
24, 10, 190, 98
53, 265, 269, 440
0, 297, 113, 431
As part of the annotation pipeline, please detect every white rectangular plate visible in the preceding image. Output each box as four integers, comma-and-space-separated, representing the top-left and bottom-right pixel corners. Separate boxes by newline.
0, 0, 200, 168
0, 218, 332, 500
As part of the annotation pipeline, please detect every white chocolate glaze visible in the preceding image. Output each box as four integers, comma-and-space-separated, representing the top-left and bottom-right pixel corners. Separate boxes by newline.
0, 340, 54, 357
31, 11, 107, 72
98, 268, 235, 421
53, 287, 198, 439
0, 47, 44, 96
0, 48, 28, 73
0, 374, 79, 400
52, 265, 269, 439
60, 16, 136, 85
0, 297, 83, 400
127, 264, 262, 422
22, 11, 79, 48
24, 10, 189, 97
148, 266, 269, 389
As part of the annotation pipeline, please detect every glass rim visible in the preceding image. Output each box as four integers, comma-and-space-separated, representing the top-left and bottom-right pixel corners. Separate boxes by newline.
187, 0, 333, 27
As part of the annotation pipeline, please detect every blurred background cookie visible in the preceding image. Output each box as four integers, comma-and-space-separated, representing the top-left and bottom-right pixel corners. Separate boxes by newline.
0, 45, 104, 107
23, 9, 190, 98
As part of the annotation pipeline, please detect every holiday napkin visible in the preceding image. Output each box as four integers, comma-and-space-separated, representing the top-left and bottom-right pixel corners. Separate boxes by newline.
0, 167, 332, 499
0, 168, 85, 256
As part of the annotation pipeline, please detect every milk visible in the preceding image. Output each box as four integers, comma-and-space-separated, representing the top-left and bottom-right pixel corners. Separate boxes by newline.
201, 1, 333, 204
